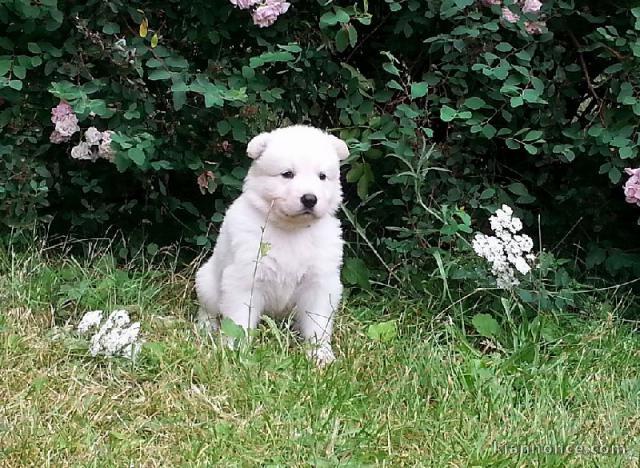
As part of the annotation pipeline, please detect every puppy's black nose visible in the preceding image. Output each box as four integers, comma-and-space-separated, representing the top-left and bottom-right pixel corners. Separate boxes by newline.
300, 193, 317, 209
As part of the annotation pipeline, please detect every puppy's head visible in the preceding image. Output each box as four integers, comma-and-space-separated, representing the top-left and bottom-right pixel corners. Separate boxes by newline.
243, 126, 348, 225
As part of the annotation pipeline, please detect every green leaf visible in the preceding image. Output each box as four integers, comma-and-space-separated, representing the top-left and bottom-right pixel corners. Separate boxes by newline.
27, 42, 42, 53
472, 314, 501, 338
249, 51, 295, 68
166, 57, 188, 69
0, 59, 10, 76
386, 79, 403, 91
128, 147, 146, 166
342, 257, 370, 289
522, 89, 541, 103
151, 33, 159, 48
482, 124, 497, 139
102, 22, 120, 34
319, 12, 338, 27
172, 91, 186, 111
147, 69, 171, 80
505, 138, 520, 149
242, 66, 255, 80
8, 80, 22, 90
524, 130, 543, 141
346, 163, 363, 183
410, 82, 428, 99
510, 96, 524, 108
479, 188, 495, 199
619, 146, 635, 159
608, 167, 622, 183
382, 62, 400, 76
216, 120, 232, 136
440, 105, 457, 122
508, 182, 529, 196
496, 42, 513, 52
367, 320, 398, 343
220, 318, 245, 340
463, 97, 486, 110
12, 65, 26, 79
346, 24, 357, 48
335, 28, 349, 52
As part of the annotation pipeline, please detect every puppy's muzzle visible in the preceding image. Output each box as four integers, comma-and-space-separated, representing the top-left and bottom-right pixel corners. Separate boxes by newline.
300, 193, 317, 209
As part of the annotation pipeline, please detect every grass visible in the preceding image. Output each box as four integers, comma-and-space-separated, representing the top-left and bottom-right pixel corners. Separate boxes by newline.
1, 240, 640, 466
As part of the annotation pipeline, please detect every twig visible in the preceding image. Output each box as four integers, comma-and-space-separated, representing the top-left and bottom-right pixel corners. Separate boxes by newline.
568, 31, 604, 124
345, 12, 392, 62
340, 203, 402, 284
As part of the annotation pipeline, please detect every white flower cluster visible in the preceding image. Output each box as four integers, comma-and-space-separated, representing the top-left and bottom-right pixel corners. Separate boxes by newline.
472, 205, 536, 289
70, 127, 115, 162
77, 309, 142, 359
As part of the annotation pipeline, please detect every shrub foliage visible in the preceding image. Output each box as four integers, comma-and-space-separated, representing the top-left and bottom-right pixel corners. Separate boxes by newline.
1, 0, 639, 276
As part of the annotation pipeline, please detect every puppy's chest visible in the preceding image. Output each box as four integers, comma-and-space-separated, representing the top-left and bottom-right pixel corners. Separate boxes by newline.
255, 231, 317, 285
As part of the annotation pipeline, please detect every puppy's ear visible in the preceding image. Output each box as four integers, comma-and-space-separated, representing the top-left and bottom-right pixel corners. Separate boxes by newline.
327, 134, 349, 161
247, 132, 270, 159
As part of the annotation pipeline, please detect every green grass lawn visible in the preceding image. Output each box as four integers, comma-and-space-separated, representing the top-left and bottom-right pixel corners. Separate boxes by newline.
1, 243, 639, 466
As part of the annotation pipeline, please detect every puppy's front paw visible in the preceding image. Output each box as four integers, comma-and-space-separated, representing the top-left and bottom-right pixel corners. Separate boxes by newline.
196, 309, 219, 332
306, 344, 336, 368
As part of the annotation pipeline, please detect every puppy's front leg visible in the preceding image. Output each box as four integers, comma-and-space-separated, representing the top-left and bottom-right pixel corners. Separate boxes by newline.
218, 264, 264, 343
295, 278, 342, 366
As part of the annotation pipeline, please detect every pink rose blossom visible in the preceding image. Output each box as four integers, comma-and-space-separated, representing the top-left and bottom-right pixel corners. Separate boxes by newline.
624, 168, 640, 207
55, 114, 80, 137
85, 127, 102, 145
229, 0, 260, 9
70, 142, 93, 161
98, 130, 115, 161
251, 0, 290, 28
50, 100, 79, 143
49, 130, 67, 144
501, 7, 520, 23
51, 101, 73, 123
522, 0, 543, 13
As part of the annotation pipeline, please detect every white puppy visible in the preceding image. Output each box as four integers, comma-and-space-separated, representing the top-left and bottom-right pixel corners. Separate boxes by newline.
195, 125, 349, 365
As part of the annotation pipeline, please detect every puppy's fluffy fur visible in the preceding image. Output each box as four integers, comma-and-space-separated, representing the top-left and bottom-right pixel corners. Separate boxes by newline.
195, 125, 348, 365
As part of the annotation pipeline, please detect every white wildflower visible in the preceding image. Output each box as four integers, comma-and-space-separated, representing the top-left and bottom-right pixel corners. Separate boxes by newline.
473, 204, 537, 289
78, 309, 143, 359
77, 310, 104, 333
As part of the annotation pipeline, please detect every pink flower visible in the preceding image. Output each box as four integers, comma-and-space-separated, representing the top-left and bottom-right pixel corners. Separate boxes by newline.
85, 127, 102, 145
522, 0, 542, 13
70, 142, 93, 160
251, 0, 290, 28
55, 114, 80, 137
50, 100, 79, 142
49, 130, 68, 144
624, 168, 640, 207
51, 101, 73, 123
98, 130, 115, 161
480, 0, 501, 5
229, 0, 260, 9
501, 6, 520, 23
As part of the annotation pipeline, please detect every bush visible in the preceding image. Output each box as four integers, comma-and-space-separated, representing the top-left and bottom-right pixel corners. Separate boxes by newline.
1, 0, 639, 279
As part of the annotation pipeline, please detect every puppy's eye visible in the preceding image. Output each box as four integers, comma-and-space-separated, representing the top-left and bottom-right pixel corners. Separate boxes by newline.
319, 172, 327, 181
281, 171, 294, 179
